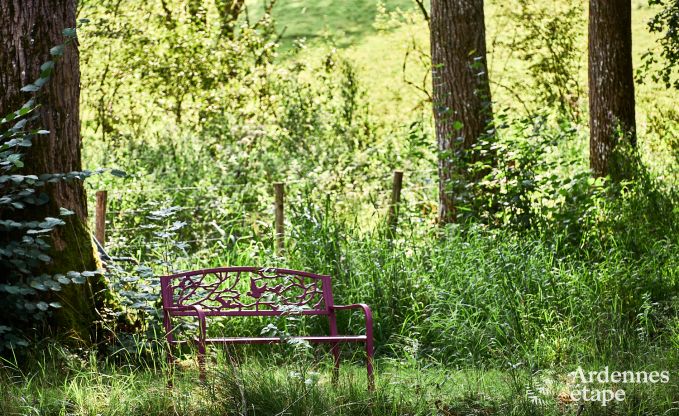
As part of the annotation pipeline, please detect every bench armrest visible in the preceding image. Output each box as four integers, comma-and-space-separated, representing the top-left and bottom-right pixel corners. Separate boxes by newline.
331, 304, 373, 342
164, 305, 207, 344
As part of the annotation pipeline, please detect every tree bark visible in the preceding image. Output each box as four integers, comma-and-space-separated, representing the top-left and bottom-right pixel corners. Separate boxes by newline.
430, 0, 493, 224
588, 0, 636, 179
0, 0, 107, 344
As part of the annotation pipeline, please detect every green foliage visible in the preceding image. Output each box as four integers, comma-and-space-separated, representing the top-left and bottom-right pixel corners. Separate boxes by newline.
638, 0, 679, 89
75, 0, 678, 372
81, 1, 379, 195
80, 0, 278, 136
101, 206, 195, 357
445, 114, 581, 230
0, 35, 103, 352
496, 0, 585, 122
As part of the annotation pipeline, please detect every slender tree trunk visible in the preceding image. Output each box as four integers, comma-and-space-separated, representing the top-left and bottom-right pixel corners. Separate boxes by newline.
588, 0, 636, 179
430, 0, 493, 224
0, 0, 108, 344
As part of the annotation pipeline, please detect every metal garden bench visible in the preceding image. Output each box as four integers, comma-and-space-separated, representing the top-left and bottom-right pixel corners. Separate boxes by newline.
160, 267, 374, 390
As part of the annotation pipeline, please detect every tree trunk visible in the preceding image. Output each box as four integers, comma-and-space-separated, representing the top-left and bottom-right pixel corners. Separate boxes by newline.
588, 0, 636, 179
430, 0, 493, 224
0, 0, 108, 345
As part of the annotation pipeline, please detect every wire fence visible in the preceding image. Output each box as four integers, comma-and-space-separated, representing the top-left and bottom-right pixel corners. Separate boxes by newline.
92, 170, 440, 257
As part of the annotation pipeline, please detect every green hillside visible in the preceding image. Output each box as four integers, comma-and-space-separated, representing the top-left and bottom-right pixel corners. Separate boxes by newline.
246, 0, 420, 48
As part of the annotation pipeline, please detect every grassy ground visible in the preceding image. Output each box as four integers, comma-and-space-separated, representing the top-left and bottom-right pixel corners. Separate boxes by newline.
246, 0, 417, 49
2, 345, 677, 415
37, 208, 674, 415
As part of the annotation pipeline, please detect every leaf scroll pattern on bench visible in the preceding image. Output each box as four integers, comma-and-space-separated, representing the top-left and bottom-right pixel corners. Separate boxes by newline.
169, 268, 326, 313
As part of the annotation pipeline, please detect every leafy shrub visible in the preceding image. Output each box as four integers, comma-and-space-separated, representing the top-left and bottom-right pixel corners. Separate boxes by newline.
638, 0, 679, 90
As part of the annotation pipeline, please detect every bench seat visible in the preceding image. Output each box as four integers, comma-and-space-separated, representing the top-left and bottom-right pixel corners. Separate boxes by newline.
199, 335, 367, 344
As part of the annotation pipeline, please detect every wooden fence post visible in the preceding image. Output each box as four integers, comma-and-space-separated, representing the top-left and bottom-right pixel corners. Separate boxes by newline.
274, 182, 285, 255
95, 190, 107, 245
388, 170, 403, 231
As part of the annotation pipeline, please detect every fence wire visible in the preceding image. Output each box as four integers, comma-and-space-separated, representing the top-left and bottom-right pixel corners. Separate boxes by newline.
95, 171, 440, 255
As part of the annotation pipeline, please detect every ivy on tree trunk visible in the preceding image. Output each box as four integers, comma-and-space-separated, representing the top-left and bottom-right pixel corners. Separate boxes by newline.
430, 0, 494, 224
0, 0, 110, 345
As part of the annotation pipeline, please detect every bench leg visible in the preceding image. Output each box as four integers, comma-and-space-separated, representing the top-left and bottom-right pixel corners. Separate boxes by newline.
166, 345, 175, 388
366, 339, 374, 391
164, 311, 176, 388
197, 341, 206, 383
328, 313, 341, 385
331, 342, 341, 384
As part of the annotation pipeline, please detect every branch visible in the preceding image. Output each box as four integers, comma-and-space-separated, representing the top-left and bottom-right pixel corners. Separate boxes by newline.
413, 0, 429, 23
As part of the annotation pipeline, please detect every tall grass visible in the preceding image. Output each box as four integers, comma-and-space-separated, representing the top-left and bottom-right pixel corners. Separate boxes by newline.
96, 181, 679, 367
2, 340, 677, 415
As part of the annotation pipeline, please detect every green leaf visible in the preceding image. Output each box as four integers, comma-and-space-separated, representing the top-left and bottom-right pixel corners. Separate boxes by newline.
1, 112, 16, 124
68, 271, 86, 284
21, 99, 35, 110
26, 228, 51, 235
12, 119, 27, 130
41, 217, 65, 228
30, 281, 47, 291
40, 61, 55, 72
44, 280, 61, 291
110, 169, 127, 178
34, 77, 49, 88
35, 193, 49, 205
50, 44, 65, 57
452, 120, 464, 131
36, 301, 49, 311
20, 84, 40, 92
62, 28, 77, 38
55, 274, 70, 285
49, 302, 62, 309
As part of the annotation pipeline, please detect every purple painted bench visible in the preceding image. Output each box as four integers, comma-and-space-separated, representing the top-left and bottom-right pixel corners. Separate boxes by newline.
160, 266, 374, 390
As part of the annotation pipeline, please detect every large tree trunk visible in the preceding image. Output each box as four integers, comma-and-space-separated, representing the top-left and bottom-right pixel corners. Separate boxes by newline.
430, 0, 493, 224
0, 0, 107, 344
588, 0, 636, 179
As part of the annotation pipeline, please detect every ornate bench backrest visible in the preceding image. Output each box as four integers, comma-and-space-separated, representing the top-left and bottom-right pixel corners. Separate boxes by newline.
160, 267, 333, 316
